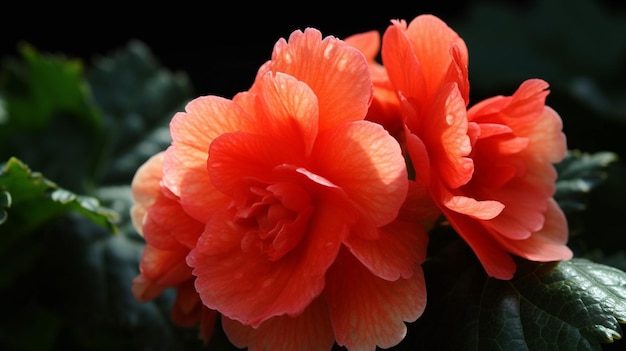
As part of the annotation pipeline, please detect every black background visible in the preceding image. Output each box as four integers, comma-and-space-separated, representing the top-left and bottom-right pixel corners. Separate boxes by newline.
3, 0, 624, 99
2, 1, 512, 98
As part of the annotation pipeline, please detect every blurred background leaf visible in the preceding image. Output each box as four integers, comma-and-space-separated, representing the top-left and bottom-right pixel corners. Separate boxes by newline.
0, 41, 199, 350
0, 45, 104, 193
0, 157, 117, 238
86, 40, 193, 185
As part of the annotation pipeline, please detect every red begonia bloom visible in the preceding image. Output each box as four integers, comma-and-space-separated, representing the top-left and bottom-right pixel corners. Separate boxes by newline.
352, 14, 572, 279
130, 152, 217, 344
131, 28, 432, 350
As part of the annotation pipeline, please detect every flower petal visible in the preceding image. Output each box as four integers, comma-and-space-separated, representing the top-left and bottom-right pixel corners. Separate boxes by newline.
345, 219, 428, 281
343, 30, 380, 61
520, 105, 567, 165
404, 128, 431, 187
468, 80, 565, 166
445, 210, 517, 279
130, 152, 165, 236
257, 27, 372, 131
131, 274, 165, 302
170, 279, 203, 327
199, 308, 219, 346
344, 29, 405, 137
468, 79, 546, 120
207, 132, 304, 196
326, 248, 427, 350
345, 182, 432, 280
407, 83, 473, 189
405, 14, 469, 99
163, 96, 250, 222
142, 192, 205, 249
496, 198, 573, 262
382, 20, 427, 105
169, 282, 219, 346
482, 184, 549, 240
222, 297, 335, 351
313, 120, 408, 226
443, 194, 504, 220
138, 244, 192, 286
187, 202, 346, 327
255, 71, 319, 156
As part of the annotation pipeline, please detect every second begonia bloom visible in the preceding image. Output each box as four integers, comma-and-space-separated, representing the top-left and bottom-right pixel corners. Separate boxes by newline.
137, 27, 432, 350
369, 14, 572, 279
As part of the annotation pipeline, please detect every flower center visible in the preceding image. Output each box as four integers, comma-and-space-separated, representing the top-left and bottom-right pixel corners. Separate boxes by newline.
233, 179, 314, 261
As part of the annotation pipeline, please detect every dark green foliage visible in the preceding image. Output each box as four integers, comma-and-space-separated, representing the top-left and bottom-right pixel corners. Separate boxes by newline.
408, 238, 626, 351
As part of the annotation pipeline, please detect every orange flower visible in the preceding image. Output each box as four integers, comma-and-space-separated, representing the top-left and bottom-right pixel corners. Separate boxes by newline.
132, 28, 433, 350
130, 152, 217, 344
357, 14, 572, 279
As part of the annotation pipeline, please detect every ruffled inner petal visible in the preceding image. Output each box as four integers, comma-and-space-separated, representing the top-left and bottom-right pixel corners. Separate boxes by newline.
207, 132, 303, 196
187, 189, 348, 327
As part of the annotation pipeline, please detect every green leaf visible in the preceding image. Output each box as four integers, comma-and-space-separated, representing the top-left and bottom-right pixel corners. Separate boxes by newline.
410, 240, 626, 351
0, 43, 101, 130
0, 156, 119, 321
555, 150, 618, 214
86, 40, 193, 184
586, 251, 626, 278
0, 210, 203, 351
0, 41, 199, 350
0, 190, 10, 224
0, 44, 105, 192
0, 156, 117, 236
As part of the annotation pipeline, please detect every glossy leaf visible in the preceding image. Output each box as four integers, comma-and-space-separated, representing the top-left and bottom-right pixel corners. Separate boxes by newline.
0, 157, 117, 236
409, 239, 626, 351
